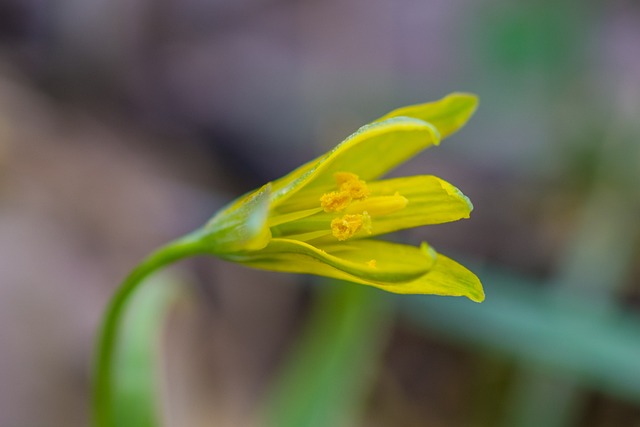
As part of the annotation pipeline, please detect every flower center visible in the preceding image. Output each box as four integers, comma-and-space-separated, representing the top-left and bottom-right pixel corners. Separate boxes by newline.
320, 172, 407, 241
320, 172, 370, 213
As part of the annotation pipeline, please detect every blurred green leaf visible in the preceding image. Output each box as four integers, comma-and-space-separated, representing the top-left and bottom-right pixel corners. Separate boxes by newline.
112, 272, 184, 427
262, 281, 393, 427
401, 265, 640, 403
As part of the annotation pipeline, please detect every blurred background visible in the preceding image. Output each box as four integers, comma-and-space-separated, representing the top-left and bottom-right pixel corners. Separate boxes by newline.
1, 0, 640, 426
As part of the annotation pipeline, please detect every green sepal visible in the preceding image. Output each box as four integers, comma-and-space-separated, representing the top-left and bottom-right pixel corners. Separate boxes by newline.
204, 184, 272, 253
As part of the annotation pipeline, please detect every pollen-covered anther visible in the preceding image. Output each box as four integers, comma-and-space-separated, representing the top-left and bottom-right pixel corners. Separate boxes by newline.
334, 172, 360, 186
320, 191, 352, 212
341, 179, 370, 199
331, 213, 370, 241
335, 172, 370, 200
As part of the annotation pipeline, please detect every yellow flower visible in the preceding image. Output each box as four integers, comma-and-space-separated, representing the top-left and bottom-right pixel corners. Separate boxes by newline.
203, 93, 484, 302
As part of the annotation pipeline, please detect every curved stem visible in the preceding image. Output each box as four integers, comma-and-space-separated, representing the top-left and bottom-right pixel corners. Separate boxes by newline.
92, 229, 209, 427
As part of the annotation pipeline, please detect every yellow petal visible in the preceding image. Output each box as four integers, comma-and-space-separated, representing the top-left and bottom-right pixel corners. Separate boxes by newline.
373, 252, 485, 303
361, 175, 473, 236
225, 239, 436, 284
269, 117, 440, 208
374, 92, 478, 139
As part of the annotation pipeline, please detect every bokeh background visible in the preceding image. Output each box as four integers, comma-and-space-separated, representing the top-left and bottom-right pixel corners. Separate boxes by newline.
1, 0, 640, 426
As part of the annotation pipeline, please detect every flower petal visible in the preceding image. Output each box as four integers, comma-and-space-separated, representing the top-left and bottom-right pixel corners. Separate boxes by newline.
374, 92, 478, 139
359, 175, 473, 236
271, 175, 472, 240
373, 252, 485, 302
269, 117, 440, 208
224, 238, 437, 284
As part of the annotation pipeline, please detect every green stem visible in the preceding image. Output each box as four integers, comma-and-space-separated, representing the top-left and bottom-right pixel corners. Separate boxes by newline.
92, 229, 209, 427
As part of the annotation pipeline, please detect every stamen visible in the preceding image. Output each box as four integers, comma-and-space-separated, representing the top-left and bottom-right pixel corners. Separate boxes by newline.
334, 172, 360, 186
367, 259, 377, 268
320, 191, 352, 212
322, 172, 404, 241
335, 172, 370, 200
341, 179, 370, 199
360, 211, 372, 234
331, 213, 368, 240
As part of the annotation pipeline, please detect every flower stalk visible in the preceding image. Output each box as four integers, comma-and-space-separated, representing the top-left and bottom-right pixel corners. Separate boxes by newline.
92, 231, 208, 427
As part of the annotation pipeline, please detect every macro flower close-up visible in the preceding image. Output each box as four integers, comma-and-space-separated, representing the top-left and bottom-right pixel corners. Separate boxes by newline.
91, 92, 485, 427
5, 3, 640, 427
203, 93, 484, 302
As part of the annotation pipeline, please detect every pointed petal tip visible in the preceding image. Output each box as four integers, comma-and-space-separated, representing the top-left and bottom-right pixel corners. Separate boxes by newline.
442, 91, 480, 123
374, 251, 484, 300
444, 92, 479, 111
375, 92, 479, 139
467, 285, 485, 303
436, 177, 474, 215
447, 91, 479, 104
452, 261, 484, 303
